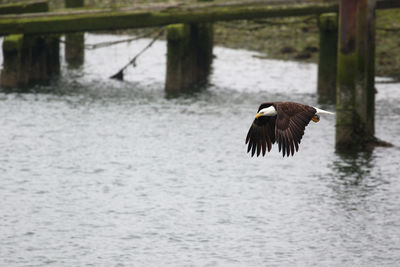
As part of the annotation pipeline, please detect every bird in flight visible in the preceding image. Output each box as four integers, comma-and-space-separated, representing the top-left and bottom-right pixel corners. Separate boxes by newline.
246, 102, 334, 157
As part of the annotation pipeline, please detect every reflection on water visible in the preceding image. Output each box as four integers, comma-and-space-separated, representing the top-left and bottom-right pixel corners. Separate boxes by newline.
0, 34, 399, 266
331, 151, 375, 183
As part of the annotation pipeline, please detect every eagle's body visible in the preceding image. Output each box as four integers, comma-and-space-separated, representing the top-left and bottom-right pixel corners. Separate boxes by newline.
246, 102, 334, 157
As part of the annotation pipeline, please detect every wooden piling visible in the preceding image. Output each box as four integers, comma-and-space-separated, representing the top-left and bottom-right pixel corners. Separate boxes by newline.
0, 35, 30, 88
29, 35, 60, 84
1, 34, 60, 89
64, 0, 85, 66
165, 23, 214, 95
165, 24, 192, 94
0, 0, 59, 89
65, 33, 84, 66
46, 36, 61, 77
317, 13, 337, 103
355, 0, 376, 143
336, 0, 376, 150
165, 0, 214, 95
192, 22, 214, 85
194, 0, 214, 84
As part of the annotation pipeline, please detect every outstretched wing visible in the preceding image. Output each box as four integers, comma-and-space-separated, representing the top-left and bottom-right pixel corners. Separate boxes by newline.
245, 103, 276, 157
274, 102, 316, 157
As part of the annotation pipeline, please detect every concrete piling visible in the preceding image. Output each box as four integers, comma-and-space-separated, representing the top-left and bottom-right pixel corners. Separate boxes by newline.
317, 13, 338, 103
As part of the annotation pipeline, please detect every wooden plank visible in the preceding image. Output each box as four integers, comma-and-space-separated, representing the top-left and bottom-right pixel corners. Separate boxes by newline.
0, 0, 48, 15
376, 0, 400, 9
0, 2, 339, 35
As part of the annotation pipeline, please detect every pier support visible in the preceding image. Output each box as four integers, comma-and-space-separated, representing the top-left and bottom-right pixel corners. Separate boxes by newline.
336, 0, 376, 150
0, 35, 30, 88
64, 0, 84, 66
1, 34, 60, 89
317, 13, 338, 103
30, 35, 60, 84
0, 0, 60, 89
165, 23, 213, 94
165, 0, 213, 95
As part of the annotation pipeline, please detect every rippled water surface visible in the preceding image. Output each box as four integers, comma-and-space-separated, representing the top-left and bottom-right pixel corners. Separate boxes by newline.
1, 34, 400, 266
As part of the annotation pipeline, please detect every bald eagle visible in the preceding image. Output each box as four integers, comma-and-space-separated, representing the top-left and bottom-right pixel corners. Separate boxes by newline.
246, 102, 334, 157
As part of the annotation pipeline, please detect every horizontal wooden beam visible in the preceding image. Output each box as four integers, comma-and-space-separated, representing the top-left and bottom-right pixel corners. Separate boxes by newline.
0, 0, 48, 15
0, 2, 338, 35
0, 0, 397, 36
376, 0, 400, 9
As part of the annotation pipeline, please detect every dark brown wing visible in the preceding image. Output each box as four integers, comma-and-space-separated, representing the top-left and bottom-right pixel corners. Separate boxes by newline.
245, 103, 276, 157
274, 102, 316, 157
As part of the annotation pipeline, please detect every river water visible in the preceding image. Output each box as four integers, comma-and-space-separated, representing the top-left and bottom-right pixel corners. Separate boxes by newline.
1, 34, 399, 266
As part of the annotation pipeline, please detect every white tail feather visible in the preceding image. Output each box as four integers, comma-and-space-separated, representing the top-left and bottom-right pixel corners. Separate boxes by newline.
314, 107, 335, 115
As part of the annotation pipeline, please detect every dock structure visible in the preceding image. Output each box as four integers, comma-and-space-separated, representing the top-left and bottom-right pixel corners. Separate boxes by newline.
0, 0, 399, 150
0, 0, 60, 88
0, 2, 340, 35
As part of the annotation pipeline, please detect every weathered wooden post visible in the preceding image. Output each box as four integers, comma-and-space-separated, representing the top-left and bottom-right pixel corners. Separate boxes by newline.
0, 35, 31, 88
165, 24, 192, 94
64, 0, 85, 66
0, 0, 60, 89
192, 21, 214, 86
29, 35, 60, 84
317, 13, 338, 103
336, 0, 376, 150
165, 0, 214, 94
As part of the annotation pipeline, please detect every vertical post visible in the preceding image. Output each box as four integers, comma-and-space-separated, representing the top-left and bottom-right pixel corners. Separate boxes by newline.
29, 35, 60, 84
192, 22, 214, 85
194, 0, 214, 84
0, 0, 58, 89
165, 24, 192, 94
355, 0, 376, 141
46, 35, 61, 77
65, 0, 85, 66
336, 0, 376, 150
317, 13, 337, 103
165, 0, 213, 95
0, 35, 30, 88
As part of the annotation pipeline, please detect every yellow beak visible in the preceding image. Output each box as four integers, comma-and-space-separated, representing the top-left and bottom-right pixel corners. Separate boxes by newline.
255, 112, 262, 119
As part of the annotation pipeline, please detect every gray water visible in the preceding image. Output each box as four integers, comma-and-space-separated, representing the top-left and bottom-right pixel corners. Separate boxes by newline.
1, 34, 399, 266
